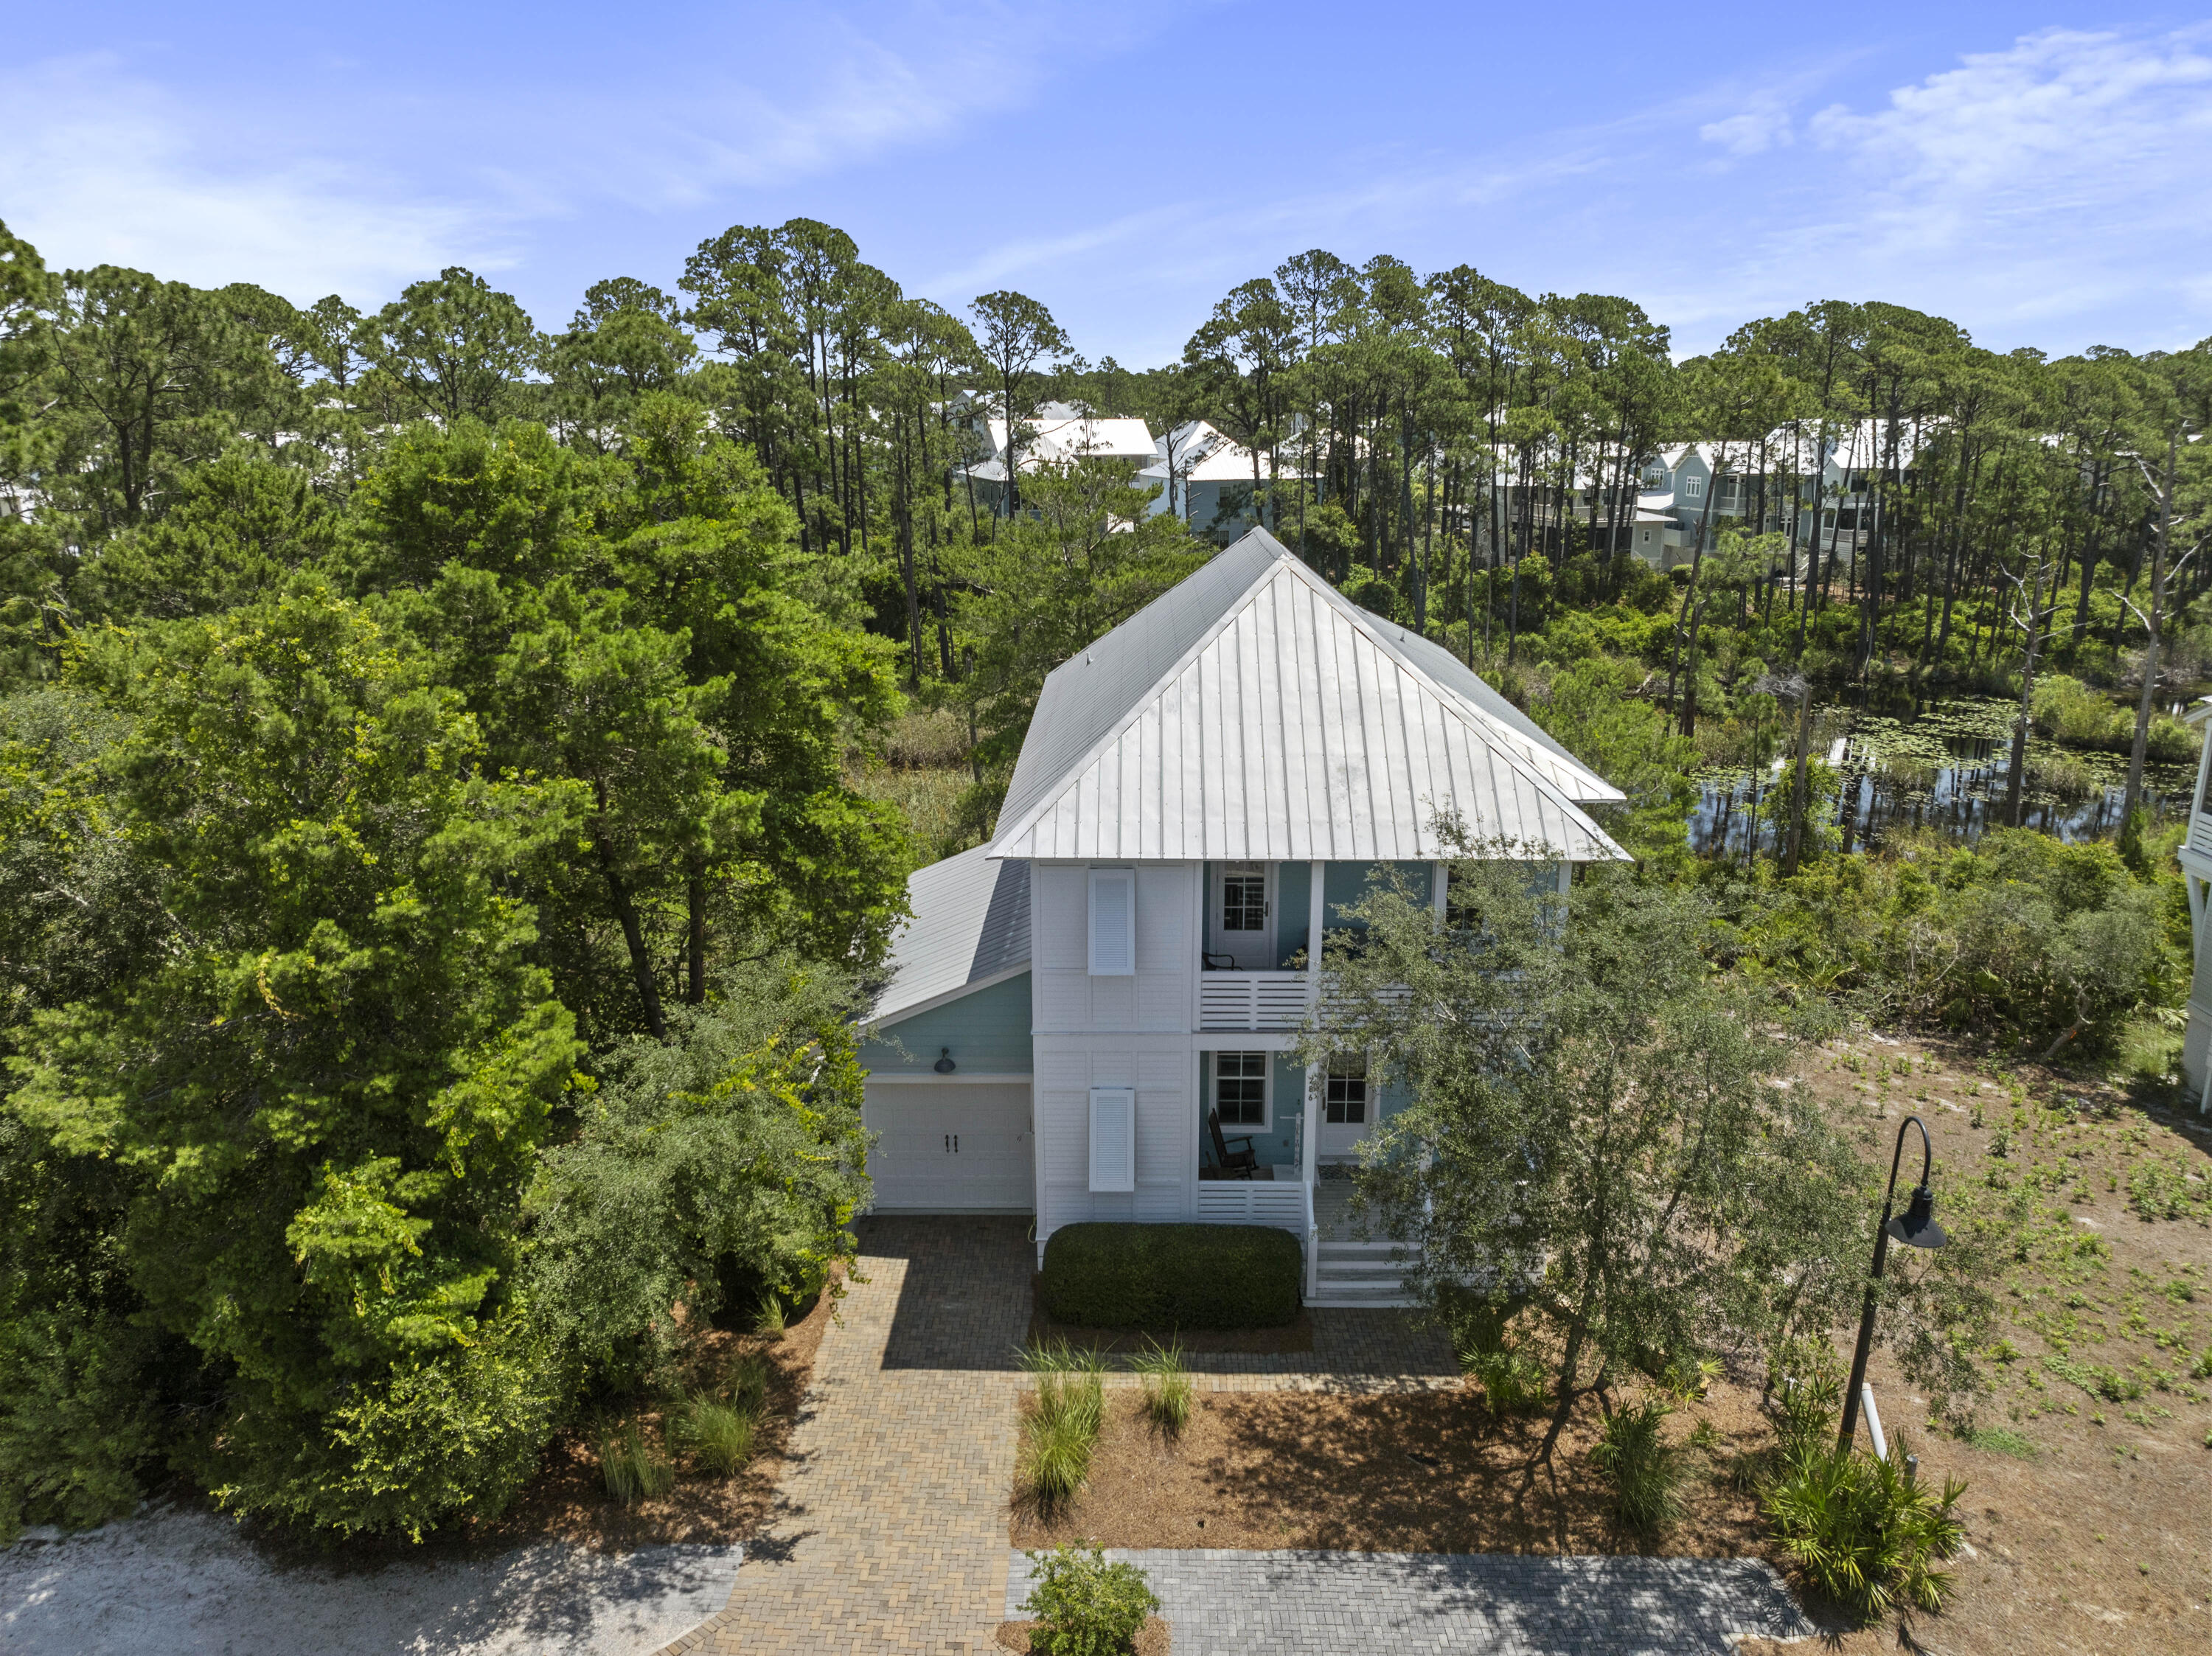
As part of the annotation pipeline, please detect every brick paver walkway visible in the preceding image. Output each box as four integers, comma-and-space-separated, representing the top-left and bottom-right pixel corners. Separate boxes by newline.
1004, 1549, 1813, 1655
653, 1218, 1033, 1655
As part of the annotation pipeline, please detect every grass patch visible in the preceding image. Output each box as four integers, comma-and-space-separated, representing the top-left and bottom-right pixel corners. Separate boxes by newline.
597, 1418, 675, 1506
1019, 1340, 1106, 1509
1127, 1337, 1193, 1437
1964, 1424, 2039, 1460
669, 1396, 757, 1476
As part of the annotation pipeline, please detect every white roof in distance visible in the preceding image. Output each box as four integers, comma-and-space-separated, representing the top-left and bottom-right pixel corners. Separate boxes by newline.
867, 846, 1031, 1026
987, 529, 1628, 864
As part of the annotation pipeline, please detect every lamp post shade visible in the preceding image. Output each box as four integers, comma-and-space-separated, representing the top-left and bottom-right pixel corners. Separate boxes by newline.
1883, 1183, 1947, 1250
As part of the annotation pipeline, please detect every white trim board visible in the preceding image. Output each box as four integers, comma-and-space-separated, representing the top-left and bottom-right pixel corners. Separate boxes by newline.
863, 1071, 1034, 1085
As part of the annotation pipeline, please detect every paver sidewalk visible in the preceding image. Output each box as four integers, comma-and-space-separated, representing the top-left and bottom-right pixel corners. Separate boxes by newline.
1005, 1548, 1813, 1655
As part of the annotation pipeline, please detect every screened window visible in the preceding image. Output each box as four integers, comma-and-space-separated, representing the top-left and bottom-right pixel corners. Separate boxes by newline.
1216, 1051, 1268, 1127
1221, 872, 1267, 932
1324, 1054, 1368, 1124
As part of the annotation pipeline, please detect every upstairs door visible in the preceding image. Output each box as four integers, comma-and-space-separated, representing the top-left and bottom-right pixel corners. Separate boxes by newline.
1211, 861, 1275, 971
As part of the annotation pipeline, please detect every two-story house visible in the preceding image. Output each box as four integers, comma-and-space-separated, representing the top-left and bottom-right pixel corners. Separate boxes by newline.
856, 528, 1628, 1302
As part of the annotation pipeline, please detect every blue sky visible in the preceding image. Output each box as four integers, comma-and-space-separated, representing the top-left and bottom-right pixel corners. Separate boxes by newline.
5, 4, 2210, 363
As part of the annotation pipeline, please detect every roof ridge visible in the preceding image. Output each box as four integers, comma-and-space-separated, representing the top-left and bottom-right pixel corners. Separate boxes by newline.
987, 534, 1298, 856
1267, 559, 1619, 846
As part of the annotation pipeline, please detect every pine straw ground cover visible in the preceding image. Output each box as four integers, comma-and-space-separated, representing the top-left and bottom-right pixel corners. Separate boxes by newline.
1009, 1037, 2212, 1653
442, 1277, 838, 1556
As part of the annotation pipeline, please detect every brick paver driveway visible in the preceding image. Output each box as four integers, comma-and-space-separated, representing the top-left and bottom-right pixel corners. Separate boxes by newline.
655, 1217, 1034, 1656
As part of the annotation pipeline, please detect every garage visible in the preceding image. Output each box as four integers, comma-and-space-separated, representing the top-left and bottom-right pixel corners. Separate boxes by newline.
861, 1081, 1034, 1212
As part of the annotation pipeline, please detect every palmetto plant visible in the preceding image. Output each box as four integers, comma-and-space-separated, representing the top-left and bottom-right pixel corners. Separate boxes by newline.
1590, 1395, 1681, 1536
1763, 1442, 1966, 1620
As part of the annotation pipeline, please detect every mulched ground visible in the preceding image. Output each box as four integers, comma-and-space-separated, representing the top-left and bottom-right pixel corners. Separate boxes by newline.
1011, 1383, 1773, 1558
1028, 1274, 1314, 1354
454, 1276, 839, 1554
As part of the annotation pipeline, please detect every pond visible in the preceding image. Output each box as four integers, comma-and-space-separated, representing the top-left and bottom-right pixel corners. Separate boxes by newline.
1690, 695, 2200, 860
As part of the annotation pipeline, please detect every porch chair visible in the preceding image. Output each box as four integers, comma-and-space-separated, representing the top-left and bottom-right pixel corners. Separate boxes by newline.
1205, 1109, 1260, 1180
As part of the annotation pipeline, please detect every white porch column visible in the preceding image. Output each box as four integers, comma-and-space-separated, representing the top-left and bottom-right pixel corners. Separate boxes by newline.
1303, 860, 1324, 1299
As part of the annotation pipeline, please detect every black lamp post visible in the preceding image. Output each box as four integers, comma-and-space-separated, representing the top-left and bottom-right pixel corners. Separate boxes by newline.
1838, 1114, 1947, 1449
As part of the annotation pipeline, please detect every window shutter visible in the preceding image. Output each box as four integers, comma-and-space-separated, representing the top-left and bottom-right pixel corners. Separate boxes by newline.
1088, 1087, 1136, 1192
1088, 869, 1135, 975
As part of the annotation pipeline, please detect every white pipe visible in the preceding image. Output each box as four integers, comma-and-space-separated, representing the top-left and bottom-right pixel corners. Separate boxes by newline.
1859, 1382, 1888, 1461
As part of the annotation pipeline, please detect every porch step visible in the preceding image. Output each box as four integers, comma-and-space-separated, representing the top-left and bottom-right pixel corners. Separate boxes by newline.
1308, 1240, 1421, 1309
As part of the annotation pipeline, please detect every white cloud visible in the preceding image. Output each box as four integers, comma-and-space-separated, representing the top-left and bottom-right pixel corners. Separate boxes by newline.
1807, 27, 2212, 255
0, 56, 502, 305
1700, 99, 1793, 156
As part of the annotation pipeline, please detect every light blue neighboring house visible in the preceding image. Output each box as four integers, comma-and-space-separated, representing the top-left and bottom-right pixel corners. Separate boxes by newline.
858, 527, 1628, 1301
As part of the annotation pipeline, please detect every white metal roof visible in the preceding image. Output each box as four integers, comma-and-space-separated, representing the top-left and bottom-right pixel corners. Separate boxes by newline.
987, 529, 1628, 864
867, 846, 1031, 1026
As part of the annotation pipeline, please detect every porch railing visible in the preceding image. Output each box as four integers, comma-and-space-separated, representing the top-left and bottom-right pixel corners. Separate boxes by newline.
1198, 970, 1311, 1031
1196, 1177, 1312, 1235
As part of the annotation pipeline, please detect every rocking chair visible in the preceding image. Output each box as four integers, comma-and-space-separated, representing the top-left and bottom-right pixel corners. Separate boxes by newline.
1205, 1109, 1260, 1180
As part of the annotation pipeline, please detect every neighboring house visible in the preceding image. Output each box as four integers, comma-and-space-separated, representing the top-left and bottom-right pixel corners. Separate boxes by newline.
960, 400, 1159, 513
2177, 699, 2212, 1113
858, 527, 1629, 1301
1137, 421, 1303, 546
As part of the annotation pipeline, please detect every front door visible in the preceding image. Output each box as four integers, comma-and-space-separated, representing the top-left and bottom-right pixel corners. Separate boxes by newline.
1211, 861, 1274, 971
1318, 1054, 1373, 1158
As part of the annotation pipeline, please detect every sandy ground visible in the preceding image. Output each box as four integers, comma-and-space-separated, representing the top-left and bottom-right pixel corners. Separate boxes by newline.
0, 1504, 739, 1656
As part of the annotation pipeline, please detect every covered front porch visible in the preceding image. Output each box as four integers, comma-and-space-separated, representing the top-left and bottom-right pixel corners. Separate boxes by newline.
1193, 1039, 1416, 1307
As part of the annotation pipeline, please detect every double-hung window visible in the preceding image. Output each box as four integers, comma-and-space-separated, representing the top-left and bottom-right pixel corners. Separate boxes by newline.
1324, 1054, 1368, 1124
1215, 1051, 1268, 1127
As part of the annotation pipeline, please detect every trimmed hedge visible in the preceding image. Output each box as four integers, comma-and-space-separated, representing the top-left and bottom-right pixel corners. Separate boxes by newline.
1040, 1223, 1301, 1329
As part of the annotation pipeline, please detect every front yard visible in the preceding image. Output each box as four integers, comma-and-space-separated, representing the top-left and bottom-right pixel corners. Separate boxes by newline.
1006, 1034, 2212, 1655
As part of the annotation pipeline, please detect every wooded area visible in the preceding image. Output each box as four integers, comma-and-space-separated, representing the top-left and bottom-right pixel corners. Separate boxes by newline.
0, 211, 2206, 1545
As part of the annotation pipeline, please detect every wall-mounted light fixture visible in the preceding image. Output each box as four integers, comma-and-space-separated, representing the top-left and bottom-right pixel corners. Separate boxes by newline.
934, 1047, 956, 1074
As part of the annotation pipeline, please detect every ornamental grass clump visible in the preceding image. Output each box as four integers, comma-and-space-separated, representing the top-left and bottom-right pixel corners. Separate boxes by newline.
1018, 1340, 1105, 1507
1020, 1543, 1159, 1656
1763, 1442, 1966, 1621
670, 1396, 757, 1476
597, 1419, 674, 1506
1127, 1337, 1192, 1437
1589, 1395, 1681, 1536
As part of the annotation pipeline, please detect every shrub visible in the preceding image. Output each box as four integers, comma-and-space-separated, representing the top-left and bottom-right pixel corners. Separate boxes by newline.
1590, 1396, 1681, 1536
1018, 1341, 1105, 1507
1040, 1224, 1300, 1329
1764, 1443, 1965, 1621
1127, 1337, 1192, 1436
598, 1419, 674, 1506
670, 1397, 756, 1476
1020, 1543, 1160, 1656
1445, 1293, 1551, 1416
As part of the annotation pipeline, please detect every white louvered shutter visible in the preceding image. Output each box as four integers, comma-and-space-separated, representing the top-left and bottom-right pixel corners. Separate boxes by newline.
1088, 869, 1135, 975
1088, 1087, 1136, 1192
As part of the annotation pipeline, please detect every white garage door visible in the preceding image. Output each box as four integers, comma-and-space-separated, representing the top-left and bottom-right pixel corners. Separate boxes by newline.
863, 1082, 1034, 1211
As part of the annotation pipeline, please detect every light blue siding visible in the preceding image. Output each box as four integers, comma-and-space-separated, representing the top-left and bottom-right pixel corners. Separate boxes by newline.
860, 972, 1033, 1074
1200, 1050, 1306, 1170
1321, 861, 1431, 935
1273, 863, 1312, 970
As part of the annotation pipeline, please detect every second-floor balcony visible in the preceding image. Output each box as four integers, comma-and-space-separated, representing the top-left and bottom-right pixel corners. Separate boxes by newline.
1198, 968, 1310, 1031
